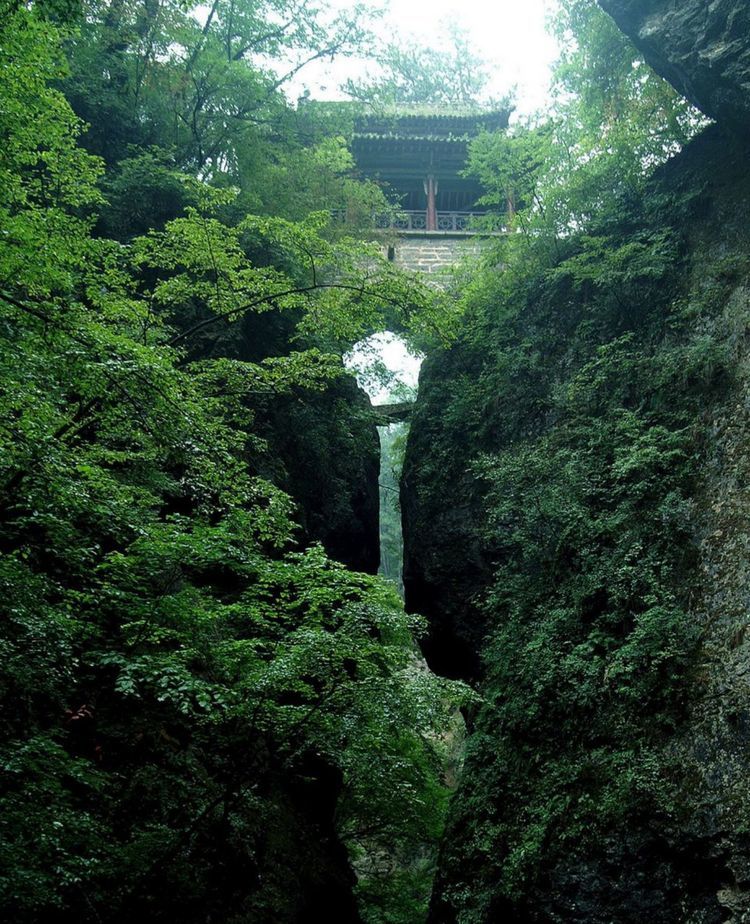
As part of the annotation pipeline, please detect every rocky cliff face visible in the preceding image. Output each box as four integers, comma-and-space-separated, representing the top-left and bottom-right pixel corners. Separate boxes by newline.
598, 0, 750, 133
402, 345, 495, 681
256, 374, 380, 575
404, 14, 750, 918
411, 124, 750, 924
233, 309, 381, 575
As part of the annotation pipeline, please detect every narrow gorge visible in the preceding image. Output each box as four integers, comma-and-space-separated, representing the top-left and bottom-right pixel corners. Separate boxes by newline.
5, 0, 750, 922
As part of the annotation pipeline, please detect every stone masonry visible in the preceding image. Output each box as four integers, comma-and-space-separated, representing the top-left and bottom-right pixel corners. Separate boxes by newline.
391, 234, 483, 278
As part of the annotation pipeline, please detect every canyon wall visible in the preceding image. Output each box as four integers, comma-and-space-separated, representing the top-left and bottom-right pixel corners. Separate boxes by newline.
404, 5, 750, 919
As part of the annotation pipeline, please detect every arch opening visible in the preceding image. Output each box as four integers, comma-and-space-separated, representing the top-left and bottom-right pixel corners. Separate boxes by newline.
345, 332, 423, 595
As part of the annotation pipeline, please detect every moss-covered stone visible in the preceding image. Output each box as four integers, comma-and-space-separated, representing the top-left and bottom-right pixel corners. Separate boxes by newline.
405, 124, 750, 921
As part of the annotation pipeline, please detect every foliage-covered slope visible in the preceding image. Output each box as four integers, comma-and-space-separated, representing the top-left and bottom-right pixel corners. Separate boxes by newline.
406, 116, 750, 923
400, 4, 750, 918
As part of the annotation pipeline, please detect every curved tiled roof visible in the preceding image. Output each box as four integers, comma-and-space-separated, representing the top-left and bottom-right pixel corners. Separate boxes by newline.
353, 106, 511, 143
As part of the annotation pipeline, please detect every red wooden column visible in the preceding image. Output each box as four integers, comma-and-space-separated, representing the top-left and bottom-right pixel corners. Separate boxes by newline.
424, 175, 438, 231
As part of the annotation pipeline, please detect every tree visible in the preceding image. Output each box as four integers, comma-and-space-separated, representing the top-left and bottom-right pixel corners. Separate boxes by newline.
62, 0, 374, 172
465, 0, 705, 267
344, 24, 501, 107
0, 7, 467, 921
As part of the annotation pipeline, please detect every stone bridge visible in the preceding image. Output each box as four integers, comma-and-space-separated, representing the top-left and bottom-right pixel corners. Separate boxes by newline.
372, 402, 413, 422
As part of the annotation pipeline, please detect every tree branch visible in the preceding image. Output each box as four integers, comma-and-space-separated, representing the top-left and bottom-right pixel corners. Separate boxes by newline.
167, 281, 369, 347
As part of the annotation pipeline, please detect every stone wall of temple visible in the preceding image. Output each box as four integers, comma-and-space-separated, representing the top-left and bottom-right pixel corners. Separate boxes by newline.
391, 235, 483, 277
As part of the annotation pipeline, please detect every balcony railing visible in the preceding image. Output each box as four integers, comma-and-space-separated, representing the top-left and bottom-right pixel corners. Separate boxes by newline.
375, 210, 489, 233
330, 209, 506, 234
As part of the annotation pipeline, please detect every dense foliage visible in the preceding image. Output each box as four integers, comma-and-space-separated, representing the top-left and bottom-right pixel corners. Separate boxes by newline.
401, 2, 749, 920
7, 0, 743, 919
0, 4, 467, 921
467, 0, 704, 243
425, 195, 735, 918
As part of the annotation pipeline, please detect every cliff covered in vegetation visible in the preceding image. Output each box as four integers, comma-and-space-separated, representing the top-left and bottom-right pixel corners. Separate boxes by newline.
402, 2, 750, 920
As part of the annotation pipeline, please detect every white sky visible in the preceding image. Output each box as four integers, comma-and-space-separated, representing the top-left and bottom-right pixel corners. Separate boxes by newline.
294, 0, 560, 118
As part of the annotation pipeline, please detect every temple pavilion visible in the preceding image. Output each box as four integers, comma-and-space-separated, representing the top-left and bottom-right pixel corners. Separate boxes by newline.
350, 106, 511, 233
